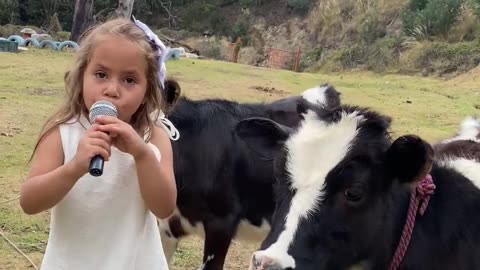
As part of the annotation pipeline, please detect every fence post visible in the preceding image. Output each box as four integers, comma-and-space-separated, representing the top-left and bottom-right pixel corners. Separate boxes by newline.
232, 37, 242, 63
293, 47, 301, 72
266, 47, 271, 68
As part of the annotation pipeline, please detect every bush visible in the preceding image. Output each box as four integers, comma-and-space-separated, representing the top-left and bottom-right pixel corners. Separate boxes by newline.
55, 31, 71, 42
359, 11, 386, 44
202, 44, 223, 59
314, 36, 407, 73
287, 0, 313, 13
182, 2, 225, 33
239, 0, 256, 7
447, 5, 480, 42
402, 0, 464, 39
0, 24, 43, 38
300, 46, 323, 71
398, 40, 480, 75
331, 45, 366, 69
365, 39, 401, 72
195, 38, 225, 60
468, 0, 480, 16
231, 18, 250, 45
413, 41, 480, 74
209, 12, 229, 35
315, 37, 480, 76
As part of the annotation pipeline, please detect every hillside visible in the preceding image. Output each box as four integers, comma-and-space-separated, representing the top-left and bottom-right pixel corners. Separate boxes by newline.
164, 0, 480, 76
1, 0, 479, 76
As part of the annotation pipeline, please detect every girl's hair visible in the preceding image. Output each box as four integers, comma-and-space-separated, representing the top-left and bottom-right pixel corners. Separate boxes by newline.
30, 17, 177, 160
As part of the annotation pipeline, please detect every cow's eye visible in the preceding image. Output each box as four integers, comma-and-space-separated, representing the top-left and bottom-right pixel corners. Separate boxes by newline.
344, 185, 364, 202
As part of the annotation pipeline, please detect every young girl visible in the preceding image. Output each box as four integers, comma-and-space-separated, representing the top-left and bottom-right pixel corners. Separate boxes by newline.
20, 17, 178, 269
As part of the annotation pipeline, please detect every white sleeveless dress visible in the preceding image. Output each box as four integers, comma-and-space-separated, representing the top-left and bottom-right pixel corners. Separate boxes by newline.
40, 115, 169, 270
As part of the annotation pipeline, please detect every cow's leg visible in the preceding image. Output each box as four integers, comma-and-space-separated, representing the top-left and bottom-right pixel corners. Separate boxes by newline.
160, 227, 179, 264
199, 218, 237, 270
158, 215, 187, 265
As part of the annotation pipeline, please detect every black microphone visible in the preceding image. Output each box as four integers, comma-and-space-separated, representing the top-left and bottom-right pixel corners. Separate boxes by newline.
88, 100, 118, 177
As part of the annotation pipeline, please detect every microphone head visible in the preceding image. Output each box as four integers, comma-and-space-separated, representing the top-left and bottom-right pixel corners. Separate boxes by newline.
89, 100, 118, 124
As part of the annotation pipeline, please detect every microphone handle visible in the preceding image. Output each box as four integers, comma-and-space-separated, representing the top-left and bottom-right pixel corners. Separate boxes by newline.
89, 155, 104, 177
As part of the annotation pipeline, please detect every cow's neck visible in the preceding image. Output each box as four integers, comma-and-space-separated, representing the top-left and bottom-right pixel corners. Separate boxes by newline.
379, 177, 436, 270
367, 186, 414, 269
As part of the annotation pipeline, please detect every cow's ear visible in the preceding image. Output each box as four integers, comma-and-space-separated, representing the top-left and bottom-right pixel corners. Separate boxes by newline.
163, 79, 181, 106
386, 135, 434, 184
267, 109, 300, 128
235, 117, 293, 159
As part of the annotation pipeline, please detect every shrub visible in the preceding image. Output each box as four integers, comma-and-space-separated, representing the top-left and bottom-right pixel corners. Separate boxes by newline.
287, 0, 314, 13
402, 0, 463, 38
359, 11, 386, 44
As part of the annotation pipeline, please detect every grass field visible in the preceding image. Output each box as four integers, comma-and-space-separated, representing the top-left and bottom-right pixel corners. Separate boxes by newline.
1, 49, 479, 269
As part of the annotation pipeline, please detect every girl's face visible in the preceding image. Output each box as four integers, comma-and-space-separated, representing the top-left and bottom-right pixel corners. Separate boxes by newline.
82, 34, 149, 123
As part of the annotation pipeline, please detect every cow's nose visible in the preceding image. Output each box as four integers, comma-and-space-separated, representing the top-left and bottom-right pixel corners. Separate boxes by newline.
249, 253, 283, 270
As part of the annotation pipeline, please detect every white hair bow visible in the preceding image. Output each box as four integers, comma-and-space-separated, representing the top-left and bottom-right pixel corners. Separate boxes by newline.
133, 16, 180, 141
132, 15, 169, 90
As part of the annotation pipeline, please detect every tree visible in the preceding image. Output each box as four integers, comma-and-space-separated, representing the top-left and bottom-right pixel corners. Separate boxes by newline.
114, 0, 135, 18
70, 0, 93, 42
18, 0, 29, 24
158, 1, 178, 28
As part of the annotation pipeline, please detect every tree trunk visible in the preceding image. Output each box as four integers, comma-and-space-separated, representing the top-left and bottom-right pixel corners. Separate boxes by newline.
114, 0, 135, 18
70, 0, 93, 42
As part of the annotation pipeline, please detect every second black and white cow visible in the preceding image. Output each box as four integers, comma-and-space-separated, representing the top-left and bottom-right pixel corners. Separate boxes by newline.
434, 116, 480, 161
159, 84, 341, 270
236, 100, 480, 270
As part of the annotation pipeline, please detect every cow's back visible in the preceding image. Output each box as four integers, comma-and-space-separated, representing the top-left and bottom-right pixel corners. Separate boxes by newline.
167, 98, 276, 237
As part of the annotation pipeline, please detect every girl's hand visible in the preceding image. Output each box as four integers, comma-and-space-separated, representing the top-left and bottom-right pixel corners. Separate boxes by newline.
72, 124, 112, 175
94, 116, 149, 159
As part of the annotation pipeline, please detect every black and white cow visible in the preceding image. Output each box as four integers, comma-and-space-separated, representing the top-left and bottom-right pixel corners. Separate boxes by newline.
434, 116, 480, 161
159, 84, 341, 270
236, 99, 480, 270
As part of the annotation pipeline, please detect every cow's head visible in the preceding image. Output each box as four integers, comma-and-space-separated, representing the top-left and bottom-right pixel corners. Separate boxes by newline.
236, 102, 433, 270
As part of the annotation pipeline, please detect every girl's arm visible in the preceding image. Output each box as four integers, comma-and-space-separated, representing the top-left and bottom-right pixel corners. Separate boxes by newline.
20, 128, 82, 214
20, 125, 111, 215
134, 126, 177, 219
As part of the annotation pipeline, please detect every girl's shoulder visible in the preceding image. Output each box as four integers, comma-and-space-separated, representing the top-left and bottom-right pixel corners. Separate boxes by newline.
28, 126, 64, 178
62, 114, 90, 127
59, 115, 91, 138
